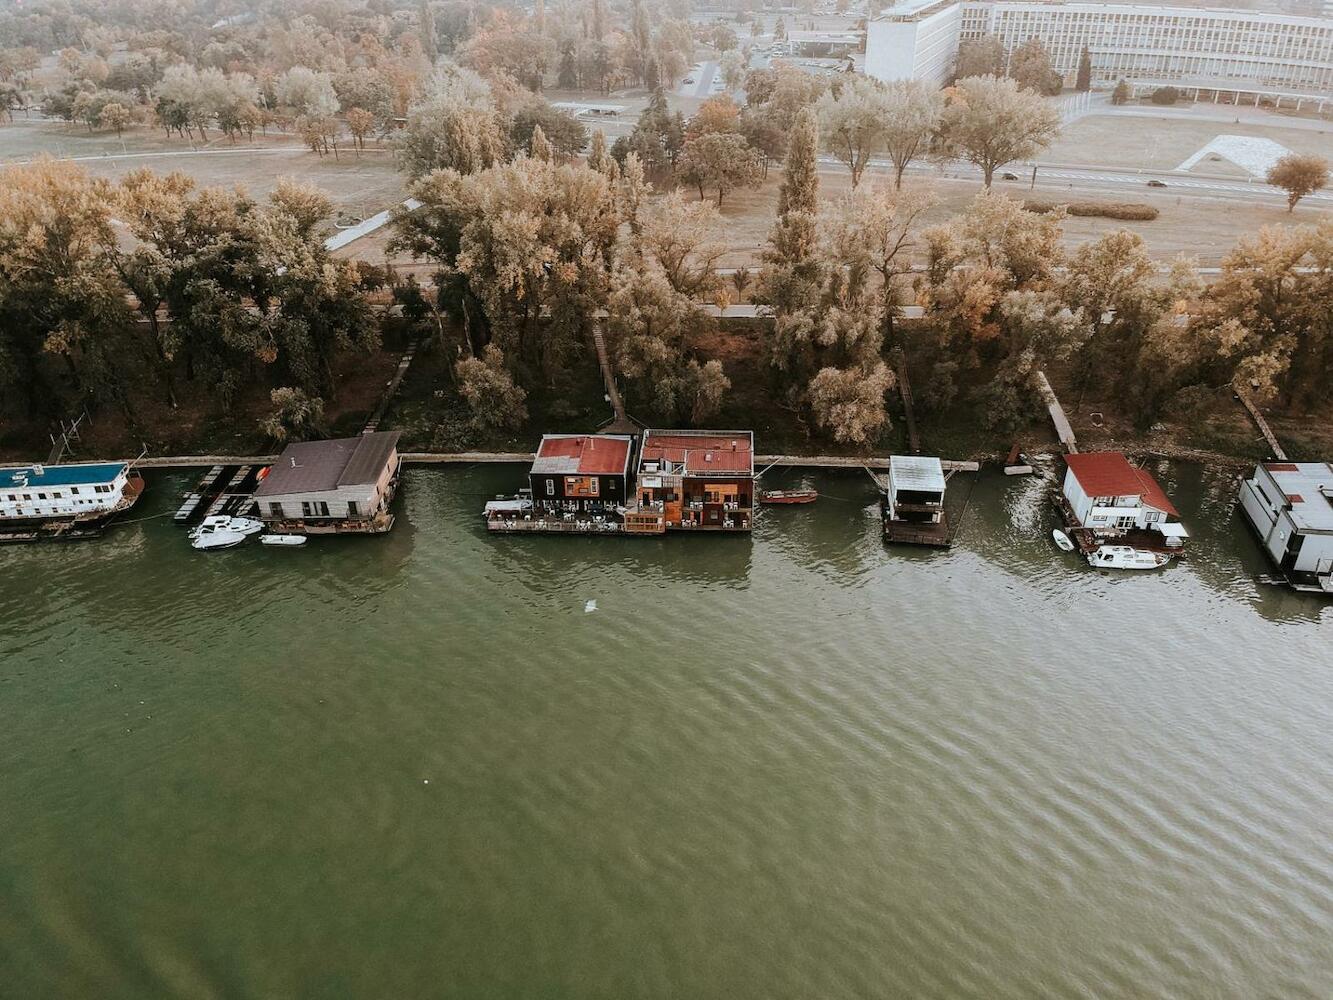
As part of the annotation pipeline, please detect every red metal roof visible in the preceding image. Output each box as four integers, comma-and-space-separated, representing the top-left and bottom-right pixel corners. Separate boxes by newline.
1065, 452, 1179, 516
535, 435, 631, 476
640, 432, 753, 476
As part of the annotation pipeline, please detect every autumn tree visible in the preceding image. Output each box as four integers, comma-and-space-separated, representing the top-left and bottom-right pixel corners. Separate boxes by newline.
1266, 153, 1330, 213
939, 76, 1061, 186
679, 132, 761, 206
1010, 38, 1062, 96
879, 79, 946, 189
510, 98, 588, 158
261, 387, 327, 443
456, 345, 529, 431
394, 64, 509, 179
392, 156, 621, 381
808, 363, 896, 444
345, 108, 375, 152
1111, 79, 1131, 105
954, 35, 1005, 80
97, 101, 131, 136
815, 75, 889, 188
914, 190, 1076, 422
0, 159, 134, 418
821, 184, 936, 346
1075, 47, 1092, 92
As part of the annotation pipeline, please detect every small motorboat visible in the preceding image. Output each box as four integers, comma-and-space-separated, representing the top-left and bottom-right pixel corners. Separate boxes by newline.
260, 534, 307, 547
190, 514, 263, 538
1052, 528, 1075, 552
190, 524, 247, 551
759, 489, 818, 505
1087, 545, 1171, 570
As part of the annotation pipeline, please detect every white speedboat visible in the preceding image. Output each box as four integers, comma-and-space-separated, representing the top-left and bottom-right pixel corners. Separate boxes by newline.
1052, 528, 1075, 552
1087, 545, 1170, 570
190, 514, 263, 538
190, 523, 248, 550
260, 533, 306, 547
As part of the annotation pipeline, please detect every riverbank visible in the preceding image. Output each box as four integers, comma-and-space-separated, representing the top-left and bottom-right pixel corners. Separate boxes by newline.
4, 322, 1328, 470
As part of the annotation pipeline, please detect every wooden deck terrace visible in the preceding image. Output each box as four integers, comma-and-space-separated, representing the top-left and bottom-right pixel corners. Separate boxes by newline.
486, 516, 623, 534
265, 513, 395, 535
883, 517, 952, 548
1054, 495, 1186, 557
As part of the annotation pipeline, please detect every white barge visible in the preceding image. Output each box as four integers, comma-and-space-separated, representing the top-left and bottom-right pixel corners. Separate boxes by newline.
1238, 462, 1333, 594
0, 461, 145, 542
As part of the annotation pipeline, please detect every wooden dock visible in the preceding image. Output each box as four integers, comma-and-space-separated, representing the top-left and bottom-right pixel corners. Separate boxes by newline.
362, 338, 419, 435
894, 349, 921, 455
1235, 389, 1288, 461
592, 324, 639, 435
1035, 370, 1078, 454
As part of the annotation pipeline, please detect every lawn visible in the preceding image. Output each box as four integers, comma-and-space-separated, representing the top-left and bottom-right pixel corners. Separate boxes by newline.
1042, 113, 1333, 173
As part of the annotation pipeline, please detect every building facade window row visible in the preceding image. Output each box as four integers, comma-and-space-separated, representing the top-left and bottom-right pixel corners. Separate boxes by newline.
869, 1, 1333, 98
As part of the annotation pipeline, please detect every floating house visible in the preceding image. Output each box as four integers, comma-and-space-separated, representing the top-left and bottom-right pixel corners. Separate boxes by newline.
631, 429, 754, 533
0, 460, 145, 541
254, 431, 401, 535
1238, 461, 1333, 594
1060, 452, 1188, 552
882, 455, 950, 547
528, 434, 635, 519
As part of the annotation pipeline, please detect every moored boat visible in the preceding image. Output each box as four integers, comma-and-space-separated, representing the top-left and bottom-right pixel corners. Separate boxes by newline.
759, 489, 818, 505
1052, 528, 1075, 552
190, 514, 263, 538
0, 460, 145, 542
260, 533, 307, 547
190, 523, 248, 550
1087, 545, 1171, 571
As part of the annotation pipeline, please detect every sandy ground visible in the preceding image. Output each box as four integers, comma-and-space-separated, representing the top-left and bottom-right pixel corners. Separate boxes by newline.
2, 120, 407, 226
1043, 113, 1333, 172
7, 112, 1326, 273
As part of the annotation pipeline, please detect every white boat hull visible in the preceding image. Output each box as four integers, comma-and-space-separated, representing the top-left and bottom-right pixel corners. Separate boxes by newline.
1087, 545, 1171, 571
260, 534, 307, 546
1052, 528, 1075, 552
192, 530, 247, 551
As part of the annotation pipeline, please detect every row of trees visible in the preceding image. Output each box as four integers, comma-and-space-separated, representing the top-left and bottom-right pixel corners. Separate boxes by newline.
601, 69, 1061, 209
0, 160, 378, 433
2, 0, 716, 134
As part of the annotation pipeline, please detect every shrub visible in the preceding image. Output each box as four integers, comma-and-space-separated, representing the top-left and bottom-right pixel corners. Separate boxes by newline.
1024, 200, 1159, 221
1150, 86, 1180, 105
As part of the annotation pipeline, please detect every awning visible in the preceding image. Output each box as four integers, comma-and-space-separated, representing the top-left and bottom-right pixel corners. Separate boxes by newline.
485, 499, 531, 514
1157, 522, 1190, 538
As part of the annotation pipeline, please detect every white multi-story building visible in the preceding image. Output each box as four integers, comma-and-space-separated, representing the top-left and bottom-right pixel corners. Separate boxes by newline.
866, 1, 1333, 109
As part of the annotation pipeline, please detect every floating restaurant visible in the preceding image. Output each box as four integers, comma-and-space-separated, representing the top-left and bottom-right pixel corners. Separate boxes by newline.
485, 429, 755, 536
1058, 452, 1188, 567
0, 460, 145, 543
1238, 461, 1333, 594
254, 431, 402, 535
630, 429, 754, 533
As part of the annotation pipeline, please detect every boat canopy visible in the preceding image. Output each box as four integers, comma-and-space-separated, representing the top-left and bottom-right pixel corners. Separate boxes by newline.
1156, 522, 1190, 538
485, 499, 531, 514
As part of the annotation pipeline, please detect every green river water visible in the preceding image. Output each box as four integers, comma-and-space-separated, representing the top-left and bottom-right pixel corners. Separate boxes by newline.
1, 461, 1330, 999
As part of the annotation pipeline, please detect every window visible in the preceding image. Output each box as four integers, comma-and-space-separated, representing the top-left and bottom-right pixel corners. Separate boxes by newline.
347, 500, 359, 517
546, 479, 555, 496
269, 503, 284, 519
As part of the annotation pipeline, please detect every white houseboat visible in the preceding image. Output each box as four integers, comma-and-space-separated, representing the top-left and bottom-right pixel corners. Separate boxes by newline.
1238, 461, 1333, 594
0, 461, 145, 542
1060, 452, 1188, 562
